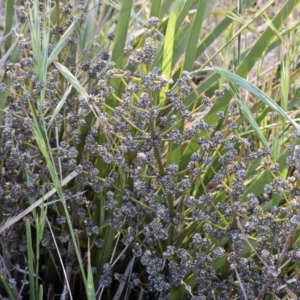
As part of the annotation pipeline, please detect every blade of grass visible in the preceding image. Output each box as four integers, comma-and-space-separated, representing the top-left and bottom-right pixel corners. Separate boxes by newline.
38, 285, 43, 300
107, 0, 133, 108
152, 0, 194, 68
0, 272, 17, 300
162, 0, 181, 79
87, 238, 96, 300
235, 93, 270, 151
28, 0, 42, 76
110, 0, 133, 68
212, 67, 300, 130
4, 0, 14, 52
181, 0, 211, 73
26, 219, 36, 300
280, 57, 289, 113
150, 0, 161, 17
160, 0, 177, 19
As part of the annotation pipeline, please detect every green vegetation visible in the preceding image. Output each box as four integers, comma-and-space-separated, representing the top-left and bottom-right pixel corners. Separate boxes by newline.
1, 0, 300, 299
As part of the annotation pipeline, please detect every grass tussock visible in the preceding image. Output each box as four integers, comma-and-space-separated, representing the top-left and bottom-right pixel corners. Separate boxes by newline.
1, 1, 300, 299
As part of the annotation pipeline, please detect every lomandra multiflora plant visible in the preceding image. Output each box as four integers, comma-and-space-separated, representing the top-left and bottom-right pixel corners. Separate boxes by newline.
1, 1, 300, 300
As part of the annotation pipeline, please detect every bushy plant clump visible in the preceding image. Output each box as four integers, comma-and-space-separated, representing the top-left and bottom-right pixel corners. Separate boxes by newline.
1, 2, 300, 300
